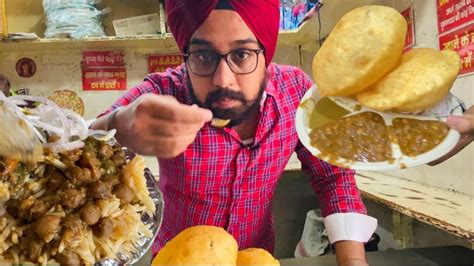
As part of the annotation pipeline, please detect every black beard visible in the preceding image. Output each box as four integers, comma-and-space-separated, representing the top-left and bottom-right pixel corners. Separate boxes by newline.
187, 74, 267, 127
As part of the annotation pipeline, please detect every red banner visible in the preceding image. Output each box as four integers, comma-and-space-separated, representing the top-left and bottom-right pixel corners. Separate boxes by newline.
148, 54, 184, 73
437, 0, 474, 35
401, 7, 415, 52
439, 22, 474, 76
82, 51, 127, 90
82, 51, 125, 67
82, 67, 127, 91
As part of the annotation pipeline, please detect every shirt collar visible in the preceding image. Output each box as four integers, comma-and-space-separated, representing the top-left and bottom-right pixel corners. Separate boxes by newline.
263, 64, 279, 100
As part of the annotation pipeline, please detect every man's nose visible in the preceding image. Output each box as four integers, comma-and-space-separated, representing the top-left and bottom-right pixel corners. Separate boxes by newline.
212, 58, 237, 89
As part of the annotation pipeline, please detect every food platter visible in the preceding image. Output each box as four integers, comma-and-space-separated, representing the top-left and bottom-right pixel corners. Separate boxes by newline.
0, 148, 164, 265
0, 93, 163, 265
295, 85, 464, 171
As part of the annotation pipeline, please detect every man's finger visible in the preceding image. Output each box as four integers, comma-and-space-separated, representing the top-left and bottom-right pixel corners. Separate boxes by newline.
149, 98, 213, 123
153, 134, 198, 158
446, 115, 474, 135
149, 118, 205, 137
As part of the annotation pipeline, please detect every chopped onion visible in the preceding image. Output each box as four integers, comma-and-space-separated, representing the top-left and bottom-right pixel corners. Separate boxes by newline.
44, 140, 84, 153
28, 119, 64, 135
44, 156, 67, 170
1, 94, 118, 160
11, 95, 71, 144
62, 109, 88, 140
0, 93, 47, 143
88, 129, 117, 142
9, 99, 28, 106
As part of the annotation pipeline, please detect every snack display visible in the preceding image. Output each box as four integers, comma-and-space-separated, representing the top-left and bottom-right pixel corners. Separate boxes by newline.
48, 90, 85, 117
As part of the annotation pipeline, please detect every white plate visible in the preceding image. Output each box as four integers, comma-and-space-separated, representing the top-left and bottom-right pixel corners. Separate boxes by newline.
295, 85, 464, 171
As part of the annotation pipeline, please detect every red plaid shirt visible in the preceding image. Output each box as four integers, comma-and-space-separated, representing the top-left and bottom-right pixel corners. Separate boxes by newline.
101, 63, 367, 255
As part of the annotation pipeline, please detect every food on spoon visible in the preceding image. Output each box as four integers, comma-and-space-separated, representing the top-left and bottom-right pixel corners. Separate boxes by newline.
313, 5, 407, 97
211, 118, 231, 128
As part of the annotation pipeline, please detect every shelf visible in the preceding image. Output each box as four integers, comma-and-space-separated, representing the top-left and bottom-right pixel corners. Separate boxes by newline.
0, 34, 179, 52
0, 21, 319, 53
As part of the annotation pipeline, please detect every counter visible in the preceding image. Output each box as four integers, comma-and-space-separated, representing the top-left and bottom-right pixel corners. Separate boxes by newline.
280, 245, 473, 266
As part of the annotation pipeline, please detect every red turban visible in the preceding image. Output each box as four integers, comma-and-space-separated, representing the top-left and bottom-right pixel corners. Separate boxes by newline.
164, 0, 280, 66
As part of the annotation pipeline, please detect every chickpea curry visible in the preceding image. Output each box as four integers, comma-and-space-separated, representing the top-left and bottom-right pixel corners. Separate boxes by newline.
307, 99, 449, 163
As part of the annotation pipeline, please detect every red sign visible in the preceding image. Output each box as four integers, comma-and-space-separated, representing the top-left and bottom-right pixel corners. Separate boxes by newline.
439, 22, 474, 76
82, 51, 125, 67
82, 51, 127, 91
148, 54, 184, 73
437, 0, 474, 35
401, 7, 415, 52
82, 67, 127, 91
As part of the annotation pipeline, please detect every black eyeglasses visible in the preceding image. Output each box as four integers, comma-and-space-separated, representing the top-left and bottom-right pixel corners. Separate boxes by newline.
184, 48, 264, 76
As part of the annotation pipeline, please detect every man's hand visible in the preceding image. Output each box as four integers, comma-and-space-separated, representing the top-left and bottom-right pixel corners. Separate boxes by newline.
109, 94, 212, 158
334, 241, 368, 266
447, 105, 474, 135
429, 106, 474, 166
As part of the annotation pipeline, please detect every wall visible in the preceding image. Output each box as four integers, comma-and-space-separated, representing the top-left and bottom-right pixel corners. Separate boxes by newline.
370, 0, 474, 196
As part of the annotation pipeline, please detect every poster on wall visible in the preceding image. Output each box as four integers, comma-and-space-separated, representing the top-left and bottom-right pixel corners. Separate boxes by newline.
147, 54, 184, 74
82, 51, 127, 91
401, 6, 415, 52
437, 0, 474, 76
439, 22, 474, 76
16, 58, 36, 78
437, 0, 474, 35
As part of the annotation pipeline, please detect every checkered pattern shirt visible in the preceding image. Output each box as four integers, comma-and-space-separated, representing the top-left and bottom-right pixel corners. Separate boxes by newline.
101, 63, 367, 256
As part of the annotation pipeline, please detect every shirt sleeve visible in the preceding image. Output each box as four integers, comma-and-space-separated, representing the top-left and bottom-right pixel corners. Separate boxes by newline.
293, 68, 377, 243
295, 142, 368, 216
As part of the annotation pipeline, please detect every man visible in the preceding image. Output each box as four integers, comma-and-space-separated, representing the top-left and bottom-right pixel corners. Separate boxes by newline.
92, 1, 376, 265
430, 106, 474, 165
0, 74, 11, 96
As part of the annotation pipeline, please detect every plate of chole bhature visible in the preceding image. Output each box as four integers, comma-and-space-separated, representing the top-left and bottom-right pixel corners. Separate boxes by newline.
296, 5, 463, 171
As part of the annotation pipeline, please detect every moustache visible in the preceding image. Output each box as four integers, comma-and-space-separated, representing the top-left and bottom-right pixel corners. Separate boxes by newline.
203, 88, 247, 108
